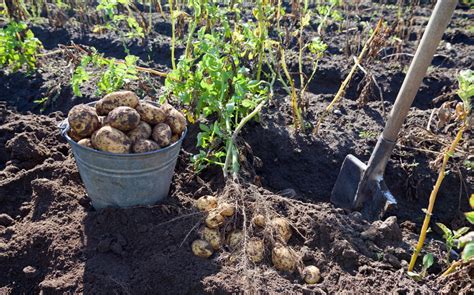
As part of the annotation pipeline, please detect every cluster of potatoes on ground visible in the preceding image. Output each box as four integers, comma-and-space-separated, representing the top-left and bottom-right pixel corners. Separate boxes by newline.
191, 196, 321, 285
67, 90, 186, 153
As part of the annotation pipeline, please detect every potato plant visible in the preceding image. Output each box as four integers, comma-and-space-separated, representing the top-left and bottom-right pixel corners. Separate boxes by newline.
0, 21, 42, 73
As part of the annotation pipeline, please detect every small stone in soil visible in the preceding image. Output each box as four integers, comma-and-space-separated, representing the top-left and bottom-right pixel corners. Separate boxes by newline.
23, 266, 38, 278
384, 253, 401, 269
0, 214, 14, 226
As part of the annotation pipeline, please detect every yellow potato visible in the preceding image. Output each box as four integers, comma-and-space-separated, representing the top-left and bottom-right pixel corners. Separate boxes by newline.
271, 243, 295, 272
302, 265, 321, 284
127, 121, 152, 142
226, 230, 243, 250
166, 109, 187, 135
106, 106, 141, 132
68, 104, 100, 137
132, 139, 160, 153
217, 202, 235, 217
205, 210, 225, 229
272, 217, 292, 243
247, 238, 265, 263
195, 195, 218, 212
152, 123, 172, 147
252, 214, 266, 228
77, 138, 93, 148
161, 102, 176, 116
136, 101, 166, 124
91, 126, 131, 153
191, 239, 213, 258
201, 227, 222, 250
96, 90, 139, 115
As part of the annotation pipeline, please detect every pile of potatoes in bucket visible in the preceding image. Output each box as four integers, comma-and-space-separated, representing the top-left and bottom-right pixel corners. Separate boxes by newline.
192, 196, 321, 285
67, 91, 186, 153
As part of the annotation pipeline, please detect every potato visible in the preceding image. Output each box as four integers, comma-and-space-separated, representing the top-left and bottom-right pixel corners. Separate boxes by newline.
217, 202, 235, 217
302, 265, 321, 284
161, 102, 175, 116
191, 239, 213, 258
226, 230, 243, 249
96, 90, 139, 115
272, 243, 295, 272
132, 139, 160, 153
272, 218, 292, 243
127, 121, 152, 142
136, 101, 166, 124
170, 134, 180, 144
68, 104, 100, 137
106, 106, 141, 132
152, 123, 172, 147
195, 195, 218, 212
91, 126, 131, 153
67, 128, 83, 142
252, 214, 266, 228
247, 238, 265, 263
166, 109, 187, 135
201, 227, 222, 250
77, 138, 93, 148
205, 210, 225, 229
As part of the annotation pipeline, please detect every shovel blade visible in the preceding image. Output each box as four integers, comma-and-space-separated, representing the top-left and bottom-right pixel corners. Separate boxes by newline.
330, 154, 367, 210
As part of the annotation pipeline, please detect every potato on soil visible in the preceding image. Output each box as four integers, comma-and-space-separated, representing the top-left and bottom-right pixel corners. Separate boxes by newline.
302, 265, 321, 284
135, 101, 166, 124
226, 230, 243, 249
272, 243, 296, 272
132, 139, 160, 153
91, 126, 131, 154
68, 104, 100, 137
77, 138, 93, 148
127, 121, 152, 142
166, 109, 187, 135
191, 239, 213, 258
152, 123, 172, 147
205, 210, 225, 229
252, 214, 266, 227
106, 106, 141, 132
195, 195, 218, 212
201, 227, 222, 250
247, 238, 265, 263
217, 202, 235, 217
271, 217, 292, 243
96, 90, 139, 115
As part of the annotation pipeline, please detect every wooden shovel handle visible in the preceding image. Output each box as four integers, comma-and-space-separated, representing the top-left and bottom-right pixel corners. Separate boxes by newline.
383, 0, 457, 142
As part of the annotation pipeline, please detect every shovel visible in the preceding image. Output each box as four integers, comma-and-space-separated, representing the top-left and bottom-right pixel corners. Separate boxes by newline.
330, 0, 457, 221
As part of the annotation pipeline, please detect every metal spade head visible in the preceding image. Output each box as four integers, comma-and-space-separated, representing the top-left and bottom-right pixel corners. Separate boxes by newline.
330, 153, 397, 221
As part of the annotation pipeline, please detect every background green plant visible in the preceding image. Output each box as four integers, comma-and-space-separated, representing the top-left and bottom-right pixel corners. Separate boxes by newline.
0, 21, 42, 73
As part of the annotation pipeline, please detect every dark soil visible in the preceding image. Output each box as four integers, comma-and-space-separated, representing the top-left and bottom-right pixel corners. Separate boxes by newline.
1, 1, 473, 294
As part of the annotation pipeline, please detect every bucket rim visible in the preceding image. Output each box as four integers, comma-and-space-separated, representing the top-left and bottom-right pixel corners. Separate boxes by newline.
59, 100, 187, 157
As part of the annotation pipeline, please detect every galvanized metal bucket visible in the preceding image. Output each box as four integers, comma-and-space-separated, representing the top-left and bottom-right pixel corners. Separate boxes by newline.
59, 101, 186, 210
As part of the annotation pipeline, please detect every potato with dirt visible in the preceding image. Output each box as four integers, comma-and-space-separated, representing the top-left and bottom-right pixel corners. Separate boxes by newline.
195, 195, 218, 212
191, 239, 213, 258
91, 126, 131, 153
135, 101, 166, 124
152, 123, 172, 147
226, 230, 243, 250
205, 210, 225, 229
302, 265, 321, 284
247, 238, 265, 263
201, 227, 222, 250
272, 243, 296, 272
217, 202, 235, 217
68, 104, 100, 137
166, 109, 187, 135
127, 121, 152, 142
106, 106, 141, 132
271, 217, 292, 243
77, 138, 93, 148
67, 128, 84, 142
132, 139, 160, 153
96, 90, 139, 115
